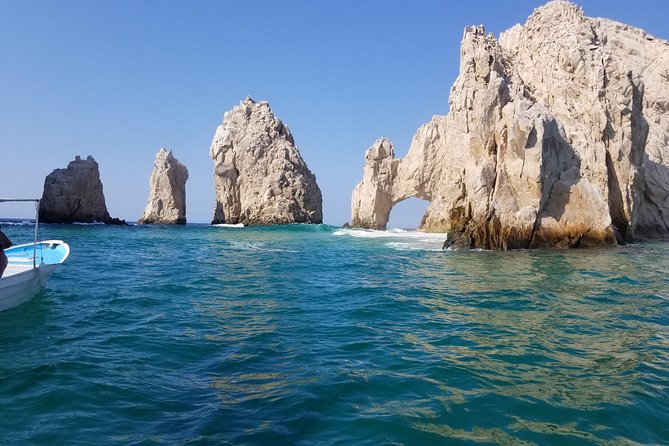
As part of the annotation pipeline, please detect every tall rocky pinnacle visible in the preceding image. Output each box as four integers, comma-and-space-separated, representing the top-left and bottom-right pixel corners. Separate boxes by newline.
39, 155, 125, 224
210, 97, 323, 225
351, 0, 669, 249
138, 148, 189, 225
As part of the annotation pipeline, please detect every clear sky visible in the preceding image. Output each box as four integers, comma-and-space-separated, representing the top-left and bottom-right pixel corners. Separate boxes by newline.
1, 1, 667, 226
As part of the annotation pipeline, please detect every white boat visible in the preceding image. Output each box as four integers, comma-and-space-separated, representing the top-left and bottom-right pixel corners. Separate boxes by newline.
0, 199, 70, 312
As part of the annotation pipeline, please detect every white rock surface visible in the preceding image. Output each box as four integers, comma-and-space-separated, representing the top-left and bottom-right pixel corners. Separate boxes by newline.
210, 97, 322, 225
138, 148, 189, 225
350, 138, 399, 229
351, 0, 669, 249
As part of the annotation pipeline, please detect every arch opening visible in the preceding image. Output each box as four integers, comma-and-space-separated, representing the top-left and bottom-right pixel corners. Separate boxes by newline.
387, 197, 430, 230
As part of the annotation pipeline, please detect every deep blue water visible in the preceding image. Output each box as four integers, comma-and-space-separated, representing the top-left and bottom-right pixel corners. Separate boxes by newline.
0, 223, 668, 445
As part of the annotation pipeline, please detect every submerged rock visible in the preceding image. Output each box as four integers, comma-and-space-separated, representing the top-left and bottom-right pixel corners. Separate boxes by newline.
138, 148, 189, 225
352, 0, 669, 249
39, 156, 126, 225
210, 97, 323, 225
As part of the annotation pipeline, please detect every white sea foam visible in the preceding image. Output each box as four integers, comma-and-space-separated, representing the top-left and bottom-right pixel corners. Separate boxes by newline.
72, 222, 104, 225
228, 241, 263, 251
227, 241, 297, 253
333, 227, 447, 251
385, 241, 442, 252
0, 219, 34, 226
387, 228, 408, 233
213, 223, 245, 228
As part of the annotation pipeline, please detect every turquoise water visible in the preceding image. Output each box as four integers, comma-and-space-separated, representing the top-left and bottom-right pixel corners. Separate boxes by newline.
1, 223, 668, 445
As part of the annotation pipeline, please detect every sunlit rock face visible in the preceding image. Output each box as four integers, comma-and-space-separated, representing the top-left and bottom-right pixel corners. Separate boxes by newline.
351, 138, 400, 230
352, 0, 669, 249
138, 148, 189, 225
210, 97, 322, 225
39, 155, 125, 224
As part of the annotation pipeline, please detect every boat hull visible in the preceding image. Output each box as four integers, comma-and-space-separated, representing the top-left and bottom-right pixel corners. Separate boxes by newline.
0, 265, 53, 312
0, 240, 69, 312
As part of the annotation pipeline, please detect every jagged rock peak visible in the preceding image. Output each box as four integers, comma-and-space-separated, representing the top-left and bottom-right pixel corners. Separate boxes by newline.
39, 155, 125, 225
530, 0, 584, 20
351, 1, 669, 249
210, 97, 323, 225
351, 138, 398, 230
138, 148, 189, 225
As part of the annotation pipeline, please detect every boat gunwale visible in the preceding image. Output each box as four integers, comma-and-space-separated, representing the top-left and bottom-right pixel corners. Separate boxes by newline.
0, 265, 39, 283
4, 240, 71, 266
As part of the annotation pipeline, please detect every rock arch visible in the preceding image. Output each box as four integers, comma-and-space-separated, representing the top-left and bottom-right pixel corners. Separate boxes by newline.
350, 124, 438, 231
351, 2, 669, 249
387, 196, 431, 229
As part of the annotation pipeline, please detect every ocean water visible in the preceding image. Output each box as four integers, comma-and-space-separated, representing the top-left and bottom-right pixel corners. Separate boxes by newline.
0, 223, 668, 445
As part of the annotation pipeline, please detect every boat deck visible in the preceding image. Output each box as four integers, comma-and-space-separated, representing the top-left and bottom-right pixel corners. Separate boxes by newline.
2, 240, 69, 282
3, 263, 34, 278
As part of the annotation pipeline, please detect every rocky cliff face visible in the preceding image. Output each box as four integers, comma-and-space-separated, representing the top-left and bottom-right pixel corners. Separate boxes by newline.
210, 97, 323, 225
138, 148, 189, 225
39, 155, 125, 224
351, 0, 669, 249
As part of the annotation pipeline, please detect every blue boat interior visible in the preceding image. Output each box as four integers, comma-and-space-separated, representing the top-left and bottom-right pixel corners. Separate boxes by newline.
4, 242, 68, 265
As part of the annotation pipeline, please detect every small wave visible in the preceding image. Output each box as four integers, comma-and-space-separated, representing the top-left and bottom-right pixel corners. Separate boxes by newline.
228, 241, 263, 251
72, 222, 105, 226
332, 228, 394, 238
227, 241, 298, 253
212, 223, 245, 228
387, 228, 408, 233
0, 219, 34, 226
334, 227, 447, 251
239, 223, 337, 232
386, 242, 442, 252
334, 227, 446, 239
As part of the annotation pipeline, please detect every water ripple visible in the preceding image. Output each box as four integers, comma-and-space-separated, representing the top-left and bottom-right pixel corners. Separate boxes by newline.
0, 224, 667, 444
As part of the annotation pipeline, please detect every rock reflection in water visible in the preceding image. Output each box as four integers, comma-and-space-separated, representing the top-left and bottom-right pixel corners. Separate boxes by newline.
404, 248, 659, 411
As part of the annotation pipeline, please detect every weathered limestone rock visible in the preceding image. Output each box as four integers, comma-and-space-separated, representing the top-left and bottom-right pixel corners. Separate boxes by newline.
39, 155, 126, 224
351, 0, 669, 249
351, 138, 399, 229
138, 148, 189, 225
210, 97, 323, 225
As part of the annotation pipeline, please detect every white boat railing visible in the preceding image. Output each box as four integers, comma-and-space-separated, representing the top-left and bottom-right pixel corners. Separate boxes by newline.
0, 198, 41, 268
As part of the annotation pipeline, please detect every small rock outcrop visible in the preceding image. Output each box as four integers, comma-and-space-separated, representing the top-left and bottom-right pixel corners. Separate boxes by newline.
210, 97, 323, 225
39, 155, 125, 224
352, 1, 669, 249
138, 148, 189, 225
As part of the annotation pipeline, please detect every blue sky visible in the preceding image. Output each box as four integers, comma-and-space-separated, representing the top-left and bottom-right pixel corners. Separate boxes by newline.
1, 1, 667, 226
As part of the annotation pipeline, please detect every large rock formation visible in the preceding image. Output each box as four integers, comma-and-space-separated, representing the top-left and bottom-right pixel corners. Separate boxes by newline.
351, 1, 669, 249
210, 97, 323, 225
39, 156, 125, 224
138, 148, 189, 225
